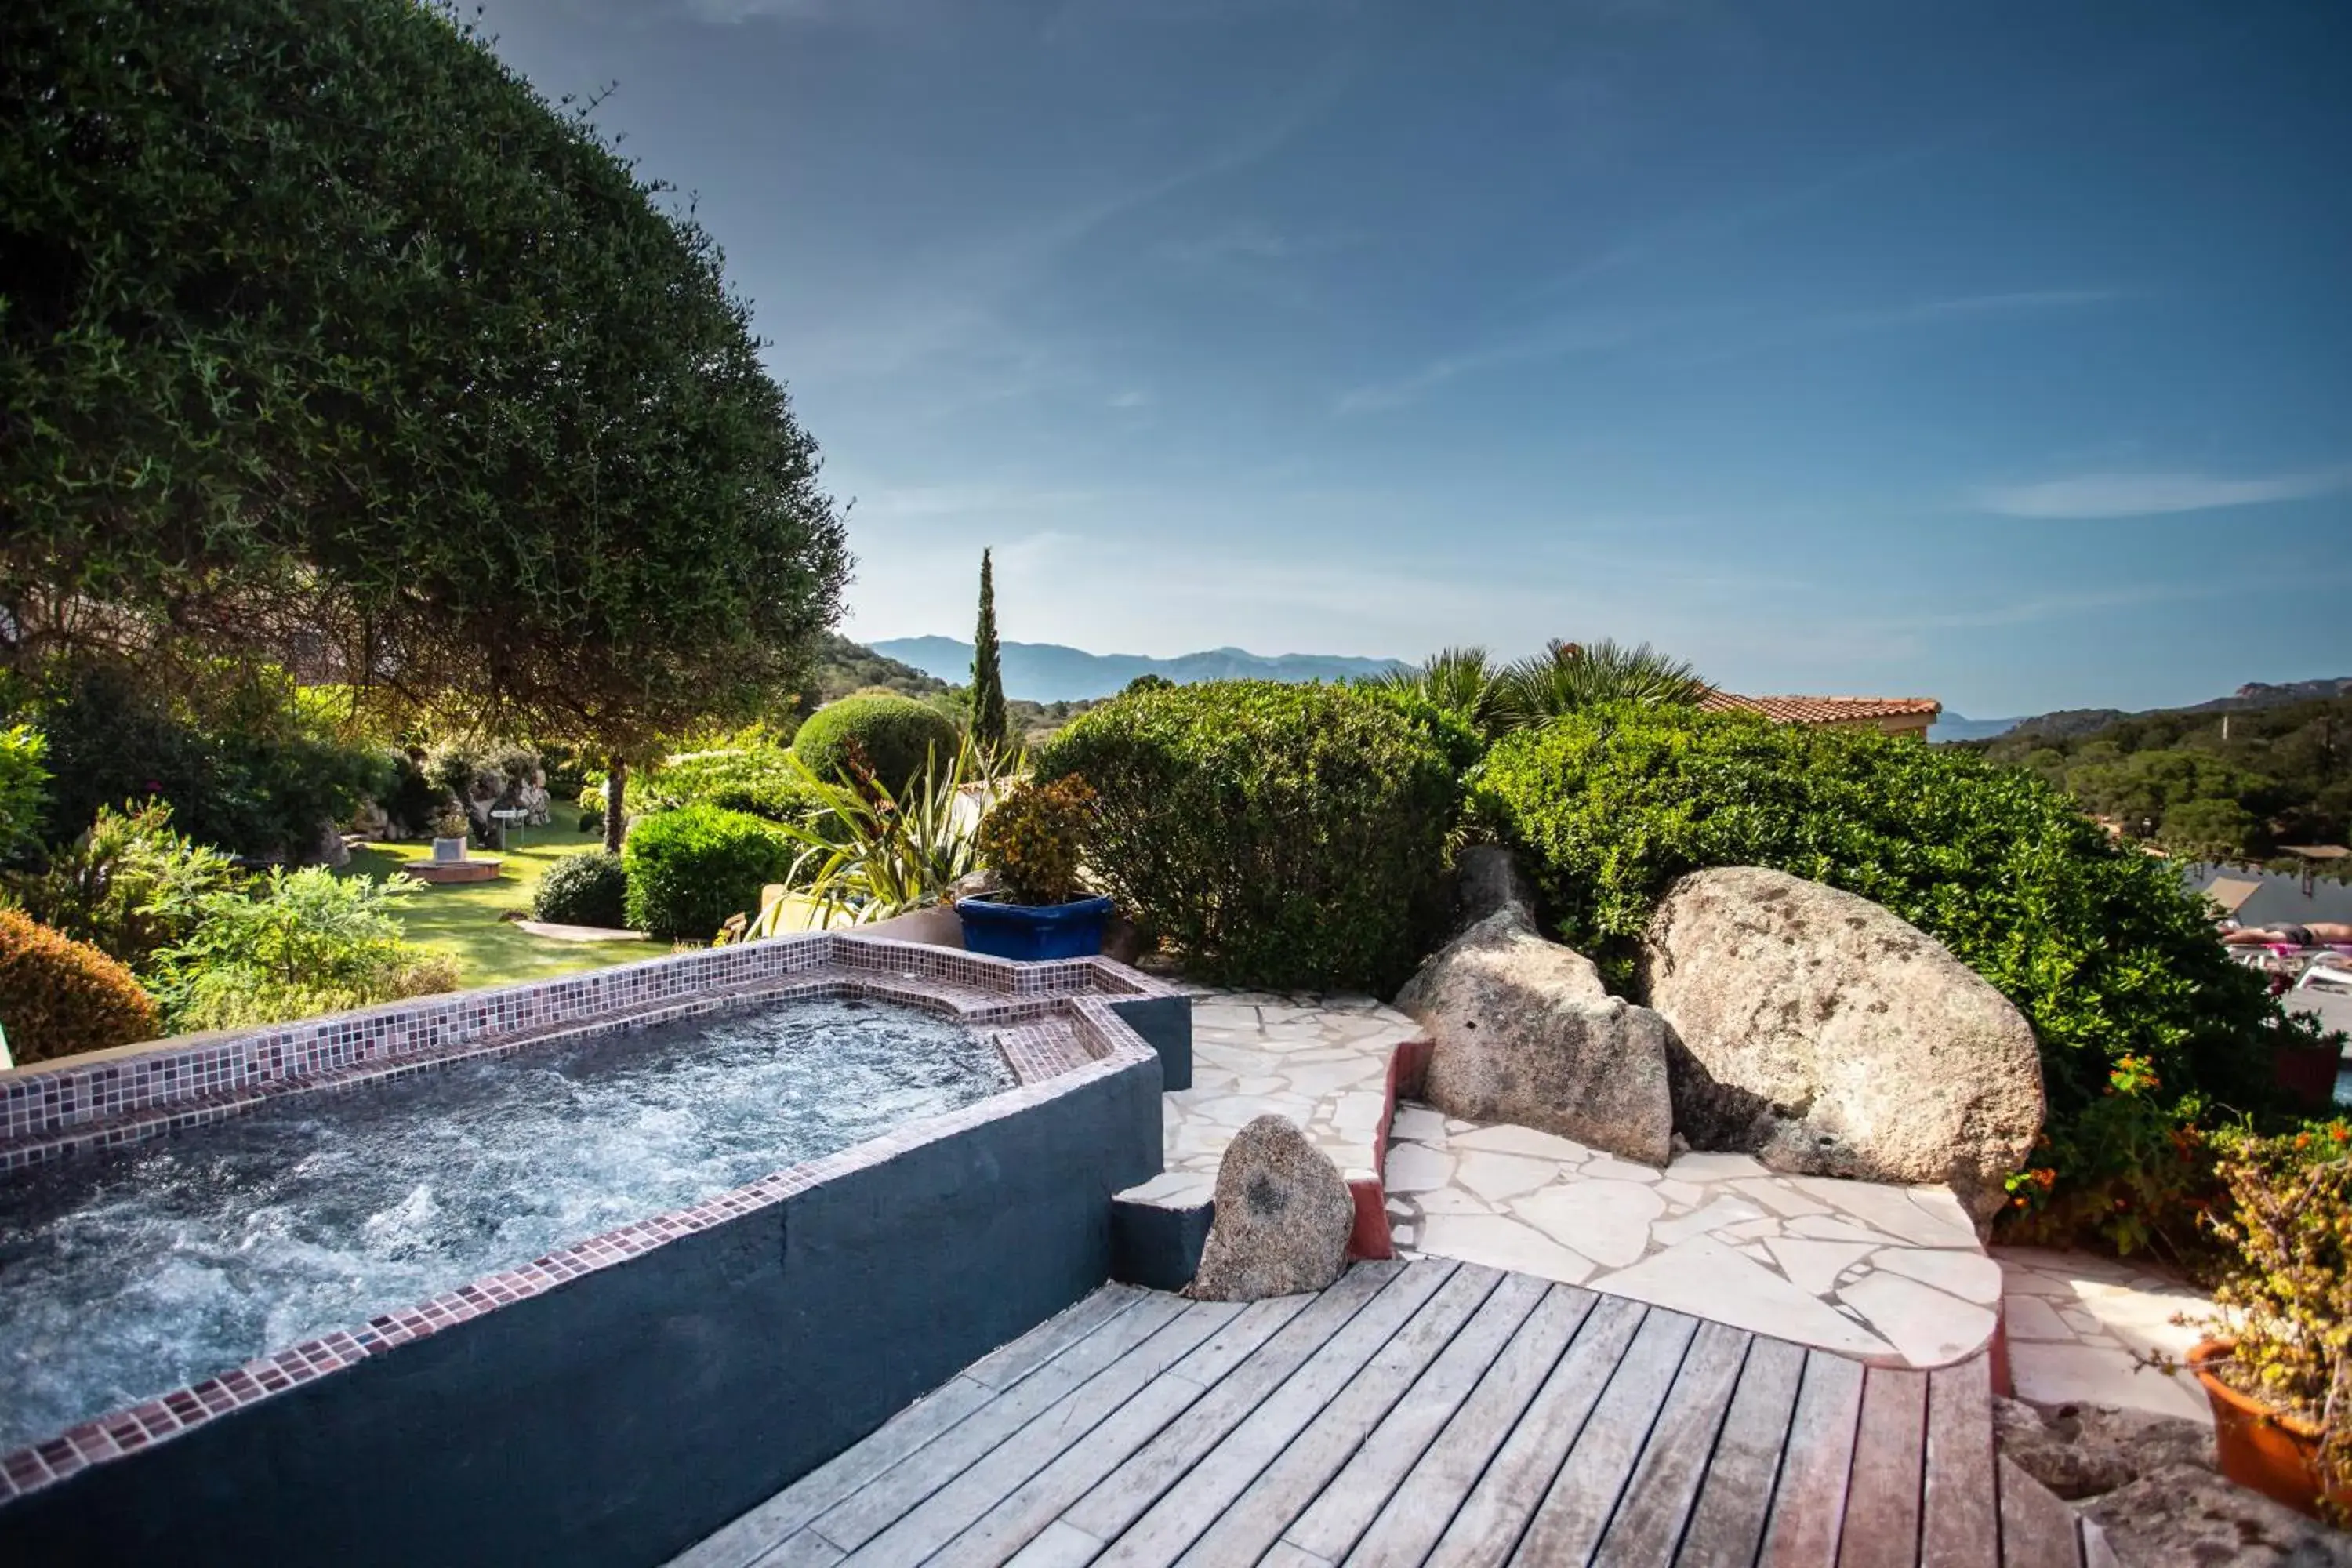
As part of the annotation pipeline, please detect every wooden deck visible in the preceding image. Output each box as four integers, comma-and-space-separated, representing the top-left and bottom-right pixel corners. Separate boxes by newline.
670, 1259, 2084, 1568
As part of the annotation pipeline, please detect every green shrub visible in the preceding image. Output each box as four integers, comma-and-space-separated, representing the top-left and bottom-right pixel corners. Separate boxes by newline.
379, 749, 450, 837
0, 908, 162, 1064
534, 850, 630, 930
975, 777, 1097, 906
647, 747, 826, 823
0, 725, 49, 859
2, 800, 237, 973
1474, 704, 2315, 1254
1034, 681, 1459, 993
2188, 1124, 2350, 1522
27, 662, 393, 858
793, 695, 961, 792
622, 804, 794, 941
153, 867, 457, 1030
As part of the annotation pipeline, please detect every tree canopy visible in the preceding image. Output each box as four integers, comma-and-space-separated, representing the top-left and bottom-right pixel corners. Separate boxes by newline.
0, 0, 849, 750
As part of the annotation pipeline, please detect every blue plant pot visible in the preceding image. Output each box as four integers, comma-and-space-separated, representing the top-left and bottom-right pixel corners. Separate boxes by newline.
954, 895, 1115, 962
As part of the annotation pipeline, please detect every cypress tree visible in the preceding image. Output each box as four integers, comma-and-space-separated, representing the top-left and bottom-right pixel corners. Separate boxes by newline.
971, 549, 1008, 752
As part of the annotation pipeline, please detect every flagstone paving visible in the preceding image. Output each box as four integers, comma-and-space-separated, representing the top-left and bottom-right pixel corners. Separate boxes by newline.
1128, 985, 2214, 1399
1383, 1103, 2002, 1368
1114, 989, 1421, 1212
1992, 1246, 2214, 1423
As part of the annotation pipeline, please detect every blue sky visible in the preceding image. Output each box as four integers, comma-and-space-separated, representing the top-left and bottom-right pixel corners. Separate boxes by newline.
482, 0, 2350, 715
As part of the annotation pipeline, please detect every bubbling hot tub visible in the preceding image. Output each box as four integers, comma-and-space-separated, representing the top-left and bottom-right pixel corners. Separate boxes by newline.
0, 932, 1187, 1567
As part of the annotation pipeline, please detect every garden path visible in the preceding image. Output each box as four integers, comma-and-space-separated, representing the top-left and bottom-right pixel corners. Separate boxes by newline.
1992, 1247, 2213, 1423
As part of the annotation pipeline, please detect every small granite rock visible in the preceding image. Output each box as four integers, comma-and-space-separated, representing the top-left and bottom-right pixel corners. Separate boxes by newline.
2079, 1464, 2352, 1566
1994, 1396, 2216, 1500
1187, 1116, 1356, 1302
1639, 866, 2045, 1221
1397, 906, 1675, 1166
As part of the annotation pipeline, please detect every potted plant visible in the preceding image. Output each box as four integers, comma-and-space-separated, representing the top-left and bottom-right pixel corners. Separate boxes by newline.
430, 801, 472, 863
2178, 1126, 2350, 1522
958, 776, 1112, 961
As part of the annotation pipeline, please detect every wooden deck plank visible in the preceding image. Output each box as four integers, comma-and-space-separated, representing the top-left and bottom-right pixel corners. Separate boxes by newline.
1835, 1367, 1928, 1568
1755, 1351, 1867, 1568
1345, 1286, 1601, 1568
1508, 1305, 1700, 1564
966, 1285, 1149, 1391
1422, 1294, 1650, 1568
1921, 1356, 1998, 1568
1276, 1270, 1553, 1563
1003, 1519, 1111, 1568
839, 1300, 1247, 1566
1172, 1265, 1504, 1568
1994, 1456, 2082, 1568
746, 1529, 847, 1567
1674, 1336, 1807, 1568
1593, 1319, 1755, 1566
808, 1292, 1192, 1553
938, 1294, 1319, 1566
676, 1258, 2016, 1568
668, 1376, 1000, 1568
1057, 1261, 1407, 1547
1088, 1262, 1464, 1567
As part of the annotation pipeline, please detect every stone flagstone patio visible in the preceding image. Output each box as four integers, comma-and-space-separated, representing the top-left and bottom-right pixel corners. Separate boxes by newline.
1124, 985, 2216, 1395
1382, 1102, 2002, 1368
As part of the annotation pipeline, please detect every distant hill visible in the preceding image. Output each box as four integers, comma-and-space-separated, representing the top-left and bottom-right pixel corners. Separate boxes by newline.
1933, 677, 2352, 748
809, 631, 949, 704
868, 637, 1406, 703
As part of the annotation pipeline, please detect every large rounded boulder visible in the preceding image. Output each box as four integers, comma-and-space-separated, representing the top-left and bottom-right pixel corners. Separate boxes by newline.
1396, 904, 1675, 1167
1639, 866, 2044, 1221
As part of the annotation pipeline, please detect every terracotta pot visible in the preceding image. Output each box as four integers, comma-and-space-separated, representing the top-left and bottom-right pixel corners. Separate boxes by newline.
2189, 1338, 2343, 1518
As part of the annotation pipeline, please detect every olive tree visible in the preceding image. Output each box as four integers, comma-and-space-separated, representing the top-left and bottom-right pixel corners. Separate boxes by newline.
0, 0, 851, 850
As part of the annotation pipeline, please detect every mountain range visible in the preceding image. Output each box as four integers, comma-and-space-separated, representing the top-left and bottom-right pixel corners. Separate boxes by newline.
867, 637, 1405, 702
1931, 677, 2352, 744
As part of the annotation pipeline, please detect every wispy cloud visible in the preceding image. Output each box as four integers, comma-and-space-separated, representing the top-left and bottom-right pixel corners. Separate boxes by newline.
1334, 314, 1674, 415
1107, 389, 1152, 409
1979, 467, 2351, 520
1671, 287, 2131, 367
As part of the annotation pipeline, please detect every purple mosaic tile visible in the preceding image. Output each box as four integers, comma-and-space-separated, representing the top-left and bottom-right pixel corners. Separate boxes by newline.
0, 931, 1169, 1505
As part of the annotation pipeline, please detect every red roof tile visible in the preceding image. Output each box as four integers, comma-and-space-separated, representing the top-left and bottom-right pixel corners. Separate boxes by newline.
1699, 692, 1943, 724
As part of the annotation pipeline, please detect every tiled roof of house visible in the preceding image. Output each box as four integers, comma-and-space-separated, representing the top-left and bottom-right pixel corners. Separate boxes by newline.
1698, 692, 1944, 724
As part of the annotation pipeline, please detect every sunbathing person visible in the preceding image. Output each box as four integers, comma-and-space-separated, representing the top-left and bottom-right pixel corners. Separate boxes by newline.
2221, 920, 2352, 946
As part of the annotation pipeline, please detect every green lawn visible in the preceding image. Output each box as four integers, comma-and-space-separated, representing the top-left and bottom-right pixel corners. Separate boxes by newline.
343, 825, 655, 989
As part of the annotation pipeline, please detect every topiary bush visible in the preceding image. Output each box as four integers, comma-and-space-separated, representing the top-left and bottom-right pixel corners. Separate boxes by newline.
1034, 681, 1460, 993
533, 849, 630, 930
622, 804, 795, 942
0, 908, 162, 1064
1473, 703, 2318, 1254
793, 695, 961, 793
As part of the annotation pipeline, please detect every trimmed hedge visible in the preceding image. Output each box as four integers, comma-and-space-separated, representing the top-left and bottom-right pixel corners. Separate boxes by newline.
0, 908, 161, 1064
1034, 681, 1458, 993
1474, 703, 2310, 1254
793, 695, 960, 792
622, 804, 794, 942
647, 747, 825, 823
533, 849, 630, 930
